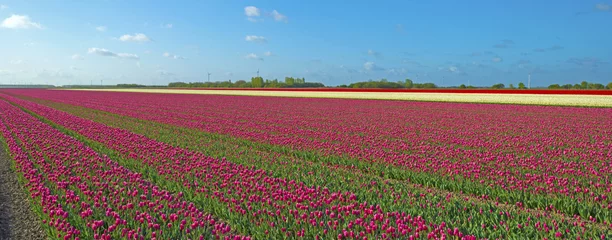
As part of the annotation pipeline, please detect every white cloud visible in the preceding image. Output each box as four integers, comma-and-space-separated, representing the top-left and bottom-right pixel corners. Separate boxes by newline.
364, 61, 384, 71
9, 59, 23, 65
596, 3, 610, 11
245, 35, 267, 43
70, 66, 81, 71
95, 26, 107, 32
449, 66, 458, 72
88, 47, 139, 60
492, 57, 503, 63
264, 51, 273, 56
163, 52, 184, 60
23, 42, 35, 46
245, 6, 261, 22
71, 54, 84, 60
245, 6, 260, 17
245, 53, 263, 61
1, 5, 8, 10
271, 10, 287, 22
119, 33, 151, 42
162, 23, 173, 29
1, 14, 43, 29
117, 53, 139, 59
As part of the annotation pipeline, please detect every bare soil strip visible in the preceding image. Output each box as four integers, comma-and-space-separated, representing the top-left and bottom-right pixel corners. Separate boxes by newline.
0, 143, 45, 240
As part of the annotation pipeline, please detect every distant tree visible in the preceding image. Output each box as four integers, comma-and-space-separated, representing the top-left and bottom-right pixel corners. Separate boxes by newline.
561, 84, 572, 89
234, 80, 247, 87
491, 83, 505, 89
459, 84, 466, 89
607, 82, 612, 90
573, 84, 582, 89
251, 77, 264, 88
285, 77, 295, 86
518, 82, 526, 89
413, 82, 438, 89
587, 83, 605, 89
405, 79, 413, 88
508, 84, 515, 89
581, 81, 588, 89
548, 84, 561, 89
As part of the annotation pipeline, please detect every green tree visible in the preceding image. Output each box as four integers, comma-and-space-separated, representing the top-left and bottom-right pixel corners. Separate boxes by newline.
491, 83, 505, 89
459, 84, 466, 89
509, 84, 515, 89
285, 77, 295, 86
518, 82, 526, 89
251, 77, 264, 88
548, 84, 561, 89
405, 79, 413, 88
581, 81, 588, 89
607, 82, 612, 90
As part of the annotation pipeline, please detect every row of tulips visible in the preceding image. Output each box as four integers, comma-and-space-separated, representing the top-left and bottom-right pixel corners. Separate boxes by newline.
2, 93, 611, 238
5, 89, 611, 223
0, 98, 245, 239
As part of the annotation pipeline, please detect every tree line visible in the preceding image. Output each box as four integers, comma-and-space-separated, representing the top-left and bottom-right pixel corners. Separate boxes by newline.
488, 81, 612, 90
338, 79, 438, 89
168, 77, 324, 88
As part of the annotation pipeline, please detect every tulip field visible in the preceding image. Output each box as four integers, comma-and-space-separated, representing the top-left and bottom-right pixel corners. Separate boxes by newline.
0, 89, 611, 239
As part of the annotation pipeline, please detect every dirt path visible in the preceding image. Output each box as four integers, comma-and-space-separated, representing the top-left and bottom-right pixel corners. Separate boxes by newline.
0, 143, 45, 240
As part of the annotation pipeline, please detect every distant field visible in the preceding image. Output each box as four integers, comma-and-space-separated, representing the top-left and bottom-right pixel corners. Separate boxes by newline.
65, 88, 612, 107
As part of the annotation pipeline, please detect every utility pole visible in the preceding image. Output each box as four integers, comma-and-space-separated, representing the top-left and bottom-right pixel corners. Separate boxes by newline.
207, 72, 211, 82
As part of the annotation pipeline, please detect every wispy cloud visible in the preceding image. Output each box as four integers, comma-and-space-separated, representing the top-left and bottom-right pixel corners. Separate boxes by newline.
245, 35, 267, 43
72, 54, 84, 60
95, 26, 107, 32
364, 61, 384, 71
119, 33, 151, 42
367, 49, 382, 58
264, 51, 274, 56
567, 57, 607, 68
9, 59, 23, 64
88, 48, 139, 60
245, 53, 263, 61
533, 45, 564, 53
163, 52, 184, 60
0, 5, 8, 10
161, 23, 173, 29
595, 3, 610, 11
493, 39, 514, 49
1, 14, 43, 29
491, 57, 503, 63
36, 69, 73, 79
271, 10, 287, 22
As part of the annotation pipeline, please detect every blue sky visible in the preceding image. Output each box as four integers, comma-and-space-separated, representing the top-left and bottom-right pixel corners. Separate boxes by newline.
0, 0, 611, 87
